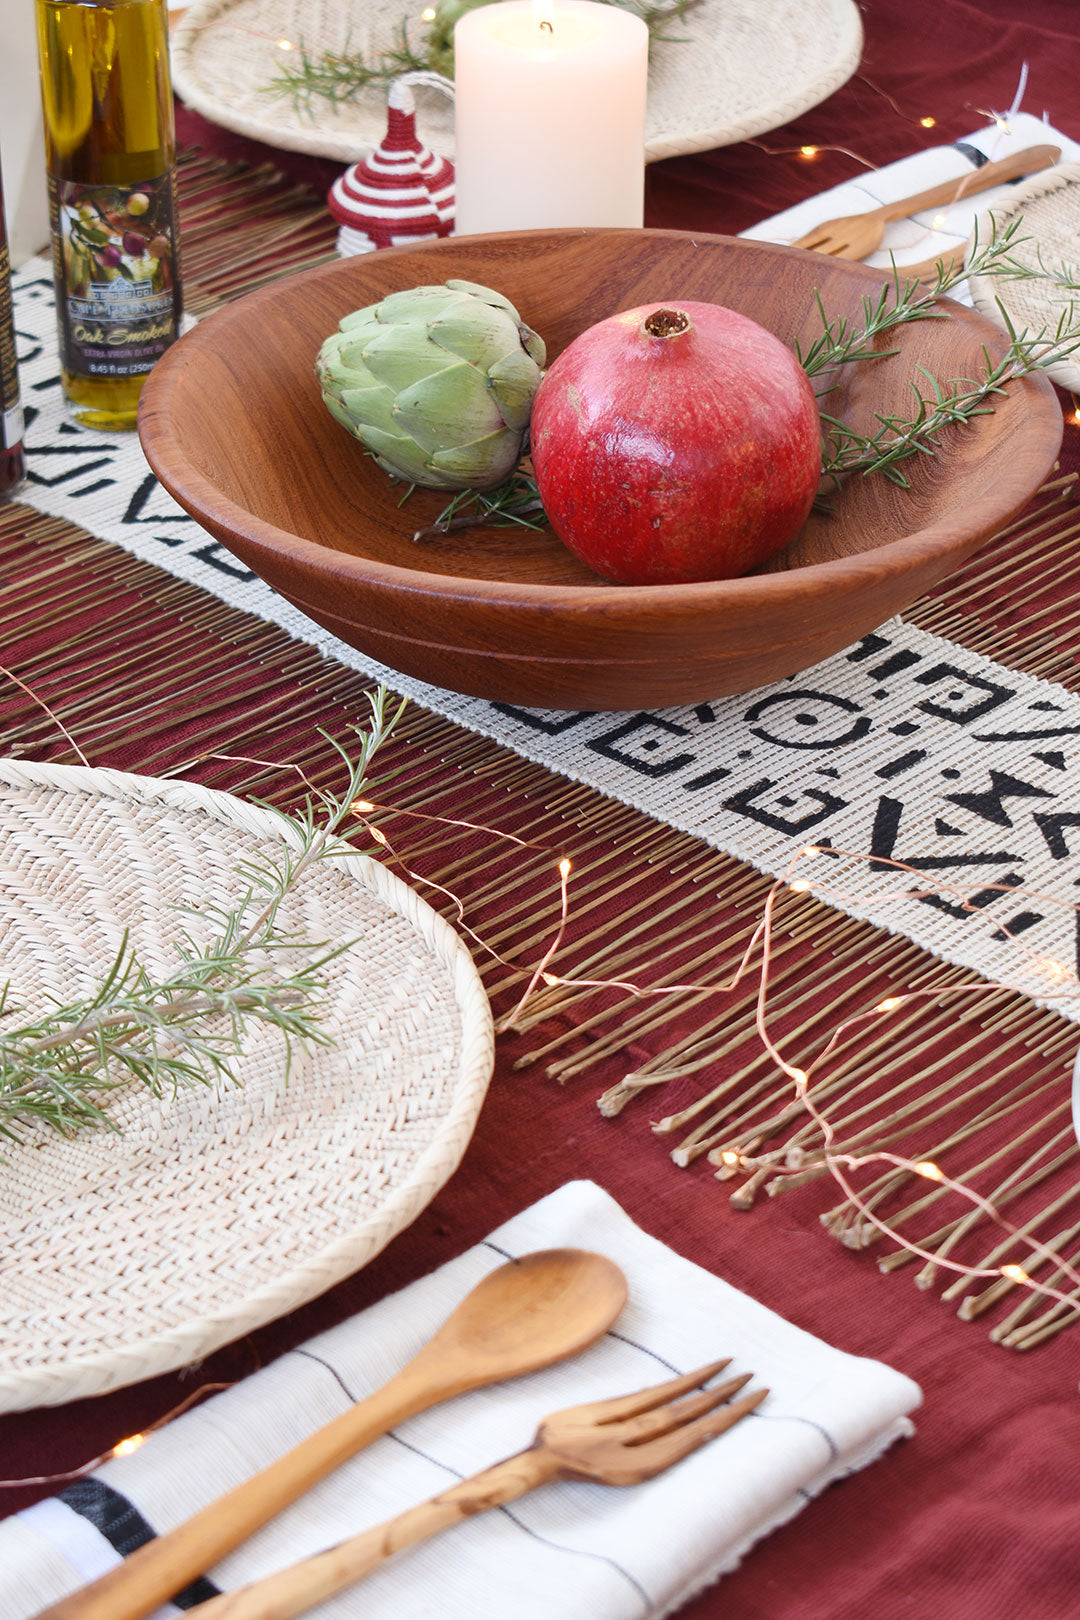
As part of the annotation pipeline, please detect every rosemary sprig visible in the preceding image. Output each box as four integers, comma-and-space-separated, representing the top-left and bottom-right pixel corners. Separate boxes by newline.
0, 940, 332, 1140
796, 218, 1080, 500
267, 0, 698, 114
0, 689, 406, 1139
796, 218, 1039, 381
412, 465, 546, 544
270, 23, 428, 116
988, 242, 1080, 297
820, 307, 1080, 491
819, 368, 1007, 489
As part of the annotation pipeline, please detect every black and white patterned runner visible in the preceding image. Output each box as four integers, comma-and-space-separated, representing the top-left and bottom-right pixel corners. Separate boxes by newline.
11, 260, 1080, 1019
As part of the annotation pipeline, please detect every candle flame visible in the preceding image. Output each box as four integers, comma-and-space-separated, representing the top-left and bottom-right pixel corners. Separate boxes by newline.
533, 0, 556, 32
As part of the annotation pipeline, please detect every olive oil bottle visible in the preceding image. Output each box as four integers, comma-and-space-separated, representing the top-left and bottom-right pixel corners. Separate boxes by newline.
35, 0, 181, 430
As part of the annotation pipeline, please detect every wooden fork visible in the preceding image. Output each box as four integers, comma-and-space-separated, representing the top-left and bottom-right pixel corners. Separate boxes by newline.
187, 1360, 767, 1620
790, 143, 1060, 260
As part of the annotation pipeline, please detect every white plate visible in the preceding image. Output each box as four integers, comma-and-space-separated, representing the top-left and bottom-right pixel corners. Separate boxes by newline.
0, 759, 493, 1412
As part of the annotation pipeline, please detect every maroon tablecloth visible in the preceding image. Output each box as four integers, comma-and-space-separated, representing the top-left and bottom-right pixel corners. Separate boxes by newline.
5, 3, 1080, 1617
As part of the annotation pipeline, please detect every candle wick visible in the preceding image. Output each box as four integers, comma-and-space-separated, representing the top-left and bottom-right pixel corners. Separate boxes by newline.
539, 18, 553, 31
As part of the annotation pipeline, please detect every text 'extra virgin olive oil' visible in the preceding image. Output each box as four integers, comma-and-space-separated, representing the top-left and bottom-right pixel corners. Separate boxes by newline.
35, 0, 182, 430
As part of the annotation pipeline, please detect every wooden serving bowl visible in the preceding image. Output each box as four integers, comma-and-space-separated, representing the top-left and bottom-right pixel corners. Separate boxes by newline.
139, 229, 1062, 711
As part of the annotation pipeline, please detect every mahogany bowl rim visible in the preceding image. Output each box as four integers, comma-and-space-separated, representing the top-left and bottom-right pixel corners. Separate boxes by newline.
138, 226, 1063, 617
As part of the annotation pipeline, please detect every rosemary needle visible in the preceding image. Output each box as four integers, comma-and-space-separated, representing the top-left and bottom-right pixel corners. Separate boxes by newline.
0, 689, 406, 1140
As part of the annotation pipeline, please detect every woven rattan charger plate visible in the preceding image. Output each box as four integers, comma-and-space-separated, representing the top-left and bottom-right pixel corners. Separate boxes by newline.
969, 161, 1080, 392
0, 759, 494, 1414
171, 0, 863, 164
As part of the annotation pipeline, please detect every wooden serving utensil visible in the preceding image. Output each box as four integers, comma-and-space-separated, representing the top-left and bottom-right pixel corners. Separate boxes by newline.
171, 1360, 768, 1620
790, 143, 1060, 260
33, 1248, 628, 1620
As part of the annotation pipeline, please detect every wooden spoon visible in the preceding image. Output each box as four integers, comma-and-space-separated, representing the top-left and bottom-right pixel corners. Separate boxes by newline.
34, 1249, 628, 1620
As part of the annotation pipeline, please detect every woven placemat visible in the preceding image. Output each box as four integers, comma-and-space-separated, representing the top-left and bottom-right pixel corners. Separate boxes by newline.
969, 160, 1080, 392
0, 759, 493, 1414
171, 0, 863, 164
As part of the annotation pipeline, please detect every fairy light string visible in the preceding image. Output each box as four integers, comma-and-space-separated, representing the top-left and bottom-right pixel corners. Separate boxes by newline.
855, 72, 937, 131
685, 844, 1080, 1303
346, 784, 1080, 1322
0, 1383, 233, 1490
5, 834, 1076, 1490
6, 661, 1080, 1489
11, 669, 1080, 1333
4, 71, 1078, 1497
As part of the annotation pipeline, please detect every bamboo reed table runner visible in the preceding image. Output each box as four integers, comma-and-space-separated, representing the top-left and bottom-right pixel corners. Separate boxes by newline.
5, 146, 1080, 1365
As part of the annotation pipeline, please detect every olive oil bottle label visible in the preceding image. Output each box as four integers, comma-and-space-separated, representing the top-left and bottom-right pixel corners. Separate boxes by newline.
0, 239, 22, 451
48, 171, 181, 380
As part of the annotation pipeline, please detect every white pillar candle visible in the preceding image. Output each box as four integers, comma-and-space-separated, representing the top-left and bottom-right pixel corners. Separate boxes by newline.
453, 0, 649, 235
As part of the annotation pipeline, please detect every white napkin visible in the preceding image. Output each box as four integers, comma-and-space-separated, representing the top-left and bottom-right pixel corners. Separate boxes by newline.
743, 112, 1080, 303
0, 1182, 920, 1620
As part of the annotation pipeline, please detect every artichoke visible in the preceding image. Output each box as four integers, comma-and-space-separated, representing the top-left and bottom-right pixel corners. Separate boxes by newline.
315, 279, 547, 491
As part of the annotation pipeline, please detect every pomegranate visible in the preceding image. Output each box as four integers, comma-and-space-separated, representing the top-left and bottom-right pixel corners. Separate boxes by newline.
530, 301, 822, 585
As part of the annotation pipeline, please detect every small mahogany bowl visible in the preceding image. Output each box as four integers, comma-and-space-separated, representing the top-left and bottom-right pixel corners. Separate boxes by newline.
138, 229, 1061, 711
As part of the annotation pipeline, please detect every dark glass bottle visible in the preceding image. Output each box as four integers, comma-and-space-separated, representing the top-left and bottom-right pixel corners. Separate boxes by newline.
0, 159, 26, 498
35, 0, 181, 431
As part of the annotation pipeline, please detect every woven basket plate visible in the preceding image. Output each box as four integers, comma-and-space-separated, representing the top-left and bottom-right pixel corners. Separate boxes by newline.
171, 0, 863, 165
969, 161, 1080, 392
0, 760, 494, 1414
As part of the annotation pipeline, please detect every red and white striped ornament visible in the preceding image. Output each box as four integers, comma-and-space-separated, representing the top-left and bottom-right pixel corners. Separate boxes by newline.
328, 74, 455, 256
